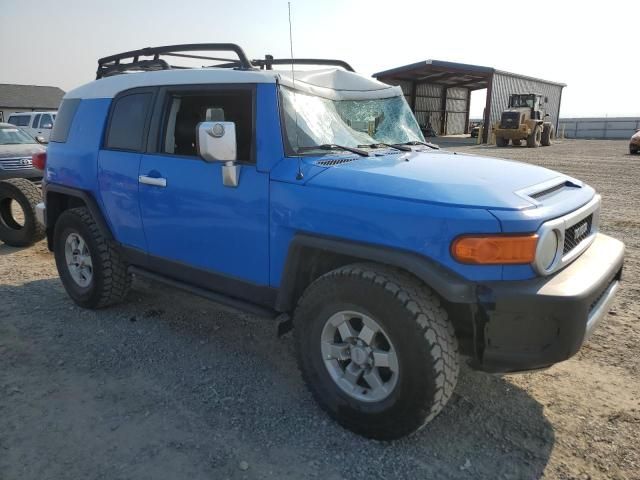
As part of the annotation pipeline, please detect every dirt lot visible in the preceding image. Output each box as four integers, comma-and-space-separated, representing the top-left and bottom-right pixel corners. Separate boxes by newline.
1, 139, 638, 480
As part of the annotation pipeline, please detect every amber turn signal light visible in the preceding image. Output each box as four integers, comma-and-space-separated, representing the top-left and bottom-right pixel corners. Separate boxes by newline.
451, 234, 538, 265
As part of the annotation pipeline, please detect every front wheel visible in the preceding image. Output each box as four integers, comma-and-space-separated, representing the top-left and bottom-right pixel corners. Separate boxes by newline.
54, 207, 131, 309
496, 135, 508, 147
293, 263, 459, 440
541, 124, 554, 146
527, 125, 542, 147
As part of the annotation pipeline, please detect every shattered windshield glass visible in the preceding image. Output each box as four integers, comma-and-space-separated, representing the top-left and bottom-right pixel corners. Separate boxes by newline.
279, 86, 424, 154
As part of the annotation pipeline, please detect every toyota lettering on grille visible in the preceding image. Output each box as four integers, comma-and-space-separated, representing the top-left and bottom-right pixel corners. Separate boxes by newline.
574, 222, 588, 238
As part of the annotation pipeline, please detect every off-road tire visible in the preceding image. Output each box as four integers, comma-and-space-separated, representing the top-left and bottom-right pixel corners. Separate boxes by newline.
0, 178, 45, 247
54, 207, 131, 309
496, 135, 508, 147
512, 139, 522, 146
541, 124, 554, 146
293, 263, 459, 440
527, 125, 542, 148
630, 144, 639, 155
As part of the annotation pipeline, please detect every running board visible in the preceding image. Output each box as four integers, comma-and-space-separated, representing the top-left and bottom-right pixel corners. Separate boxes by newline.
128, 266, 278, 319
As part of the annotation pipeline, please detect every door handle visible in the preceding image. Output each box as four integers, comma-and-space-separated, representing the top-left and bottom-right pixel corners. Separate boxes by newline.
138, 175, 167, 187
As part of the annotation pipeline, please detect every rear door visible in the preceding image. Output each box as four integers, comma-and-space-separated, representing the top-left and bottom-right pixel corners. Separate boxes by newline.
97, 89, 155, 252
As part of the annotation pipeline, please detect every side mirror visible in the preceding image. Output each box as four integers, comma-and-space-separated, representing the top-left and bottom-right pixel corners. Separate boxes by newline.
196, 121, 240, 187
41, 123, 53, 129
35, 135, 47, 144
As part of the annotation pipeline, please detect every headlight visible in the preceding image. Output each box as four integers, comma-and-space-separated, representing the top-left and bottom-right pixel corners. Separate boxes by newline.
535, 229, 560, 272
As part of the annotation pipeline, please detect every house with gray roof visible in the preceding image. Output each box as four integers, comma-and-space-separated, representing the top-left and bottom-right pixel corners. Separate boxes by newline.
0, 84, 65, 123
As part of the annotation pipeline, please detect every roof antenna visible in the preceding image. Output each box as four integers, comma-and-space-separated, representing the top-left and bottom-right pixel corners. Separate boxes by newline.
288, 1, 303, 180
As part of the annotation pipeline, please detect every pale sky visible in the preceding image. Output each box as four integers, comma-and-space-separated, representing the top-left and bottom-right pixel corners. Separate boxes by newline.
1, 0, 637, 118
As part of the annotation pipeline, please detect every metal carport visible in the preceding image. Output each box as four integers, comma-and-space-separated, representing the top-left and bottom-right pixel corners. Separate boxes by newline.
372, 60, 565, 144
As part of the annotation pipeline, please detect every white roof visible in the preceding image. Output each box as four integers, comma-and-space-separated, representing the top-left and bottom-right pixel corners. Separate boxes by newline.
277, 69, 402, 100
65, 67, 402, 101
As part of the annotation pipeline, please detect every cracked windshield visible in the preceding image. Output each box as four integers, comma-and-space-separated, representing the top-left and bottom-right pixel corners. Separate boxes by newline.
280, 86, 424, 153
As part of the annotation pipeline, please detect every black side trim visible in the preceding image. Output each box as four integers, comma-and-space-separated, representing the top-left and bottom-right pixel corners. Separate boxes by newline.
276, 233, 476, 311
120, 245, 278, 311
129, 267, 277, 319
44, 183, 114, 240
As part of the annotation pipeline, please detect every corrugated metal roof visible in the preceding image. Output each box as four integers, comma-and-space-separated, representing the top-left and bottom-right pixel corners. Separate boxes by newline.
0, 84, 65, 109
373, 60, 566, 89
373, 60, 494, 78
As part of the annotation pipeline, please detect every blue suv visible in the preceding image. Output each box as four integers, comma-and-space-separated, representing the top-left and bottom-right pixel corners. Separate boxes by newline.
37, 45, 624, 440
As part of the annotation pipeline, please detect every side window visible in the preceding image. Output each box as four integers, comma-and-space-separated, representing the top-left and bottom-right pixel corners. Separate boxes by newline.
32, 114, 41, 128
8, 115, 30, 127
105, 93, 152, 151
39, 113, 54, 129
51, 99, 81, 143
161, 90, 253, 162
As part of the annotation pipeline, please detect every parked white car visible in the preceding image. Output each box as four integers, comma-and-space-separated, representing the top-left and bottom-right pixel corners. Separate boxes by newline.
6, 111, 57, 143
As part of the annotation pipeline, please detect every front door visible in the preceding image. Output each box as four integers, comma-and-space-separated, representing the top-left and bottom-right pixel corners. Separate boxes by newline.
137, 86, 270, 291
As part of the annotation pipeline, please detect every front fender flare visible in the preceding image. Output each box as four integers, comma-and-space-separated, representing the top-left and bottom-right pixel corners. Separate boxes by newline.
275, 233, 476, 311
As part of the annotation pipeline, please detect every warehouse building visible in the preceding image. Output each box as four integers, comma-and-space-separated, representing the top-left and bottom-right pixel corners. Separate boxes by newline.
0, 84, 65, 123
373, 60, 565, 143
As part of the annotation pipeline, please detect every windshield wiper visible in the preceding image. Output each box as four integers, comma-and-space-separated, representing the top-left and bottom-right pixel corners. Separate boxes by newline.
357, 143, 412, 152
298, 144, 370, 157
394, 141, 440, 150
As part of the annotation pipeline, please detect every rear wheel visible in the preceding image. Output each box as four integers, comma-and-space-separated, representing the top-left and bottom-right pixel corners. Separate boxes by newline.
294, 263, 459, 440
630, 144, 639, 154
0, 179, 45, 247
54, 207, 131, 308
527, 125, 542, 148
496, 135, 508, 147
541, 124, 554, 146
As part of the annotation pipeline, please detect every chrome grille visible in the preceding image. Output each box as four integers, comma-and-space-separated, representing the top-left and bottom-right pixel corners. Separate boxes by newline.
0, 157, 33, 171
564, 214, 593, 255
532, 195, 600, 276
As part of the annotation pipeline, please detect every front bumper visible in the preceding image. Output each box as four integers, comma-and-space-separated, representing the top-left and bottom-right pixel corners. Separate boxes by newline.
472, 233, 624, 373
493, 124, 530, 140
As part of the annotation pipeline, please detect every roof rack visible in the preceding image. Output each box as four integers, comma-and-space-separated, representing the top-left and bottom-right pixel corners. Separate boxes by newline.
252, 55, 355, 72
96, 43, 254, 79
96, 44, 355, 79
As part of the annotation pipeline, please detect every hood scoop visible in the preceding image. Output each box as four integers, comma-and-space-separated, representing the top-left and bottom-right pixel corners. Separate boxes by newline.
528, 179, 582, 201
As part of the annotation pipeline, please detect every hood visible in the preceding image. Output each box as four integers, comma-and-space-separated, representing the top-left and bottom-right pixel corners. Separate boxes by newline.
0, 143, 45, 160
306, 150, 592, 211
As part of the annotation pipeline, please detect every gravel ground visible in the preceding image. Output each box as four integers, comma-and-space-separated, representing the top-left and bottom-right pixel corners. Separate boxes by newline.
1, 139, 639, 480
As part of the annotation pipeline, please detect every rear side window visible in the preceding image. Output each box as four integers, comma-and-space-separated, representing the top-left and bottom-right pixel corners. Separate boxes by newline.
8, 115, 30, 127
50, 99, 81, 143
105, 93, 152, 151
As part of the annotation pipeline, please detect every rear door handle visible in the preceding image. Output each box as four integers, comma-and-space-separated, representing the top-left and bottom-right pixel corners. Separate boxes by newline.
138, 175, 167, 187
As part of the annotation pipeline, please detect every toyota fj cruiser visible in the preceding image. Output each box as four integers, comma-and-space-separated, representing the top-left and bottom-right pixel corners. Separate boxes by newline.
36, 44, 624, 440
